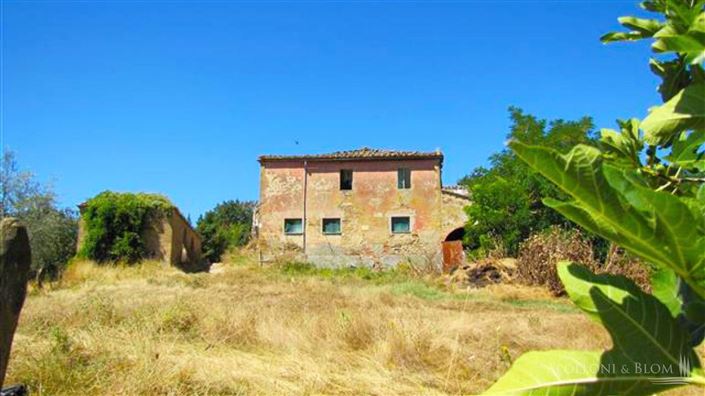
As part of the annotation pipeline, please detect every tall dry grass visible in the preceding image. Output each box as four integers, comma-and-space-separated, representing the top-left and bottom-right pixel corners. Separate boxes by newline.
4, 255, 703, 395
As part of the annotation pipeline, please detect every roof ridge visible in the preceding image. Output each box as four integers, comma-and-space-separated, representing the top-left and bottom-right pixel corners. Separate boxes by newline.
259, 147, 444, 162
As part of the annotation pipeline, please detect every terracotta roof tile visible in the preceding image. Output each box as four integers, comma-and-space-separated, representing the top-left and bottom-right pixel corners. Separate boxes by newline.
259, 147, 443, 162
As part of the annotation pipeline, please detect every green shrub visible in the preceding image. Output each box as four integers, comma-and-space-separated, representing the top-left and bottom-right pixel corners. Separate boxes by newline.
78, 191, 173, 263
196, 200, 255, 262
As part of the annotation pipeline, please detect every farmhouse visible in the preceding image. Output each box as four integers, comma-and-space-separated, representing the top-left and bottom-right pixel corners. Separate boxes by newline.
254, 147, 470, 270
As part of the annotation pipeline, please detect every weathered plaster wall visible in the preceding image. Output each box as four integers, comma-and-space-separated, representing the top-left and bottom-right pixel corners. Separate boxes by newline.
258, 159, 449, 268
441, 191, 471, 239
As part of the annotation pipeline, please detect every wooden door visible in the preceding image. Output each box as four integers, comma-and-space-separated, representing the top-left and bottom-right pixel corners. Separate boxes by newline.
442, 240, 464, 273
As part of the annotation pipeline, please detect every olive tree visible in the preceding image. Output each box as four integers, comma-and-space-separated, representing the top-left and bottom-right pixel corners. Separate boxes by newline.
1, 151, 77, 280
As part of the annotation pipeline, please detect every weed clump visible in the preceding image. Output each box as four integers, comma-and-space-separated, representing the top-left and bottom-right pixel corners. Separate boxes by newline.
516, 227, 651, 295
159, 300, 199, 337
337, 311, 377, 351
516, 227, 595, 296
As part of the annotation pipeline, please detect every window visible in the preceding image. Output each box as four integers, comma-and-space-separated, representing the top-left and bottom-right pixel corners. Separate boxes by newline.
391, 216, 411, 234
322, 218, 341, 235
340, 169, 353, 190
284, 218, 303, 235
397, 168, 411, 189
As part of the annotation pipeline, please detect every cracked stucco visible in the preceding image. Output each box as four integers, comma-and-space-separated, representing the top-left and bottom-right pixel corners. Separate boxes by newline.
257, 158, 469, 268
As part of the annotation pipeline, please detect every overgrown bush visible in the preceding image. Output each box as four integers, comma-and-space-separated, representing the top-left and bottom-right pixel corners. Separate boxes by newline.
602, 246, 652, 293
196, 200, 255, 262
78, 191, 173, 263
516, 227, 596, 296
516, 227, 651, 296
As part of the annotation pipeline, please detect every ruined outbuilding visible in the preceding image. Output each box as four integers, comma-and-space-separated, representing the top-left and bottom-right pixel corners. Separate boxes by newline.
77, 200, 205, 272
254, 148, 470, 270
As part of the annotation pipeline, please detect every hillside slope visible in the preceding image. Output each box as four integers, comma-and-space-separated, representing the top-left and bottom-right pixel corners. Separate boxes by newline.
4, 255, 702, 395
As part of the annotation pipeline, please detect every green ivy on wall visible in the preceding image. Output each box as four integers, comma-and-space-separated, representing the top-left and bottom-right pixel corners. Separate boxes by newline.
78, 191, 174, 263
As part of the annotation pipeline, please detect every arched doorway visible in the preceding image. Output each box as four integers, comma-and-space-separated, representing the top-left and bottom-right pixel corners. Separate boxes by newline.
442, 227, 466, 273
445, 227, 465, 242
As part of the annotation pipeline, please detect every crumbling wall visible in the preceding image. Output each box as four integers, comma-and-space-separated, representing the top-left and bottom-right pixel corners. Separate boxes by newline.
143, 214, 167, 259
141, 210, 205, 271
257, 161, 306, 261
441, 190, 471, 239
166, 210, 205, 272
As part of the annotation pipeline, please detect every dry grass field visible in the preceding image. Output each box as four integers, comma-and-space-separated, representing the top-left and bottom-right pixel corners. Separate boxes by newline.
4, 253, 704, 395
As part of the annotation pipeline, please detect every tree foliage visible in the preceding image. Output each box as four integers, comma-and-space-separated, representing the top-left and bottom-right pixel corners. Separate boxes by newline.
78, 191, 173, 264
460, 107, 598, 256
484, 0, 705, 394
1, 151, 78, 279
196, 200, 255, 263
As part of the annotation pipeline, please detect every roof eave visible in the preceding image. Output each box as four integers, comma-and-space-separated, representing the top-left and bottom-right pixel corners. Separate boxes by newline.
258, 155, 444, 163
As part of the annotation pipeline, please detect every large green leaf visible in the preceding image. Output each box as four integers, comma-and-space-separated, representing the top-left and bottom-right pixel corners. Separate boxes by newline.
667, 130, 705, 171
600, 118, 643, 166
641, 84, 705, 145
649, 58, 691, 102
651, 267, 682, 317
652, 32, 705, 64
601, 31, 651, 42
621, 16, 664, 35
484, 264, 705, 395
651, 267, 705, 346
678, 279, 705, 347
509, 141, 705, 299
600, 17, 663, 43
483, 350, 611, 395
561, 264, 704, 390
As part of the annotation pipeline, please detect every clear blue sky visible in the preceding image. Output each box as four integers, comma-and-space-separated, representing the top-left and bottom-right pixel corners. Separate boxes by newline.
3, 0, 658, 220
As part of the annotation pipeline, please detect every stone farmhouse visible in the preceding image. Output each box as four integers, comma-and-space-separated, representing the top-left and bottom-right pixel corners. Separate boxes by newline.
254, 148, 470, 270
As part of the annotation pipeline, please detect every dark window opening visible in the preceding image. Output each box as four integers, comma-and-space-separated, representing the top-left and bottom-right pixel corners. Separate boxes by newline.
398, 168, 411, 189
340, 169, 353, 190
284, 218, 303, 235
391, 216, 411, 234
322, 218, 341, 235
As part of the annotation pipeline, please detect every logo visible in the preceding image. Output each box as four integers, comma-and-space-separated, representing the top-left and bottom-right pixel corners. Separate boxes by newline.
647, 354, 693, 386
